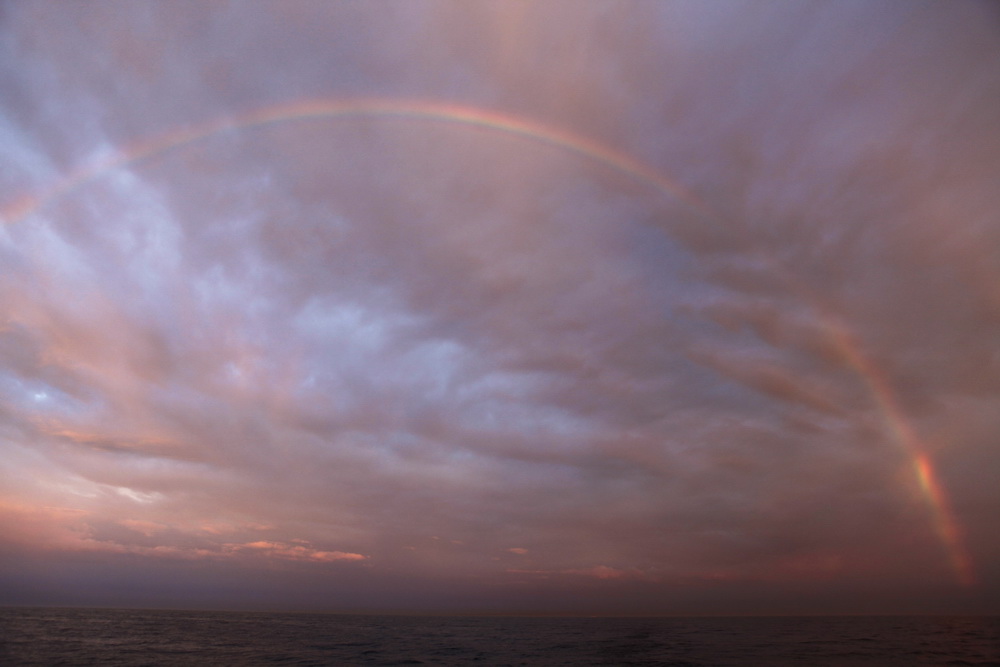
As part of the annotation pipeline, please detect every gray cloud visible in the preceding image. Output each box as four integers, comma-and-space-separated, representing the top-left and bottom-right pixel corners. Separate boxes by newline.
1, 0, 998, 614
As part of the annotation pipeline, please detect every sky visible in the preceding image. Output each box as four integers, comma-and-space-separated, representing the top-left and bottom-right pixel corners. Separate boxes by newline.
1, 1, 999, 616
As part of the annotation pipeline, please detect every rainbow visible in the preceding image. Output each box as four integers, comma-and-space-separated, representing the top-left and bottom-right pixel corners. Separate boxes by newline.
826, 321, 975, 586
0, 96, 975, 585
1, 97, 715, 224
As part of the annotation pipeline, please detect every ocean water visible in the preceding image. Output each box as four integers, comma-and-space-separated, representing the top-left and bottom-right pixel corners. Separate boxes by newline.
0, 608, 997, 666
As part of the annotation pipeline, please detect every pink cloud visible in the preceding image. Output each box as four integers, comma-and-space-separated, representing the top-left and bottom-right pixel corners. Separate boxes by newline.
1, 0, 997, 615
230, 540, 367, 562
506, 565, 654, 581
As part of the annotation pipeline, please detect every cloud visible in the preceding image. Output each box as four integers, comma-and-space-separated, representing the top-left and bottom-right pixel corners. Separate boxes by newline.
508, 566, 649, 581
0, 0, 998, 614
230, 541, 367, 563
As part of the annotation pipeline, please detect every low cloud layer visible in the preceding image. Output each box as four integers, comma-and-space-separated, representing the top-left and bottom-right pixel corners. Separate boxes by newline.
1, 1, 999, 614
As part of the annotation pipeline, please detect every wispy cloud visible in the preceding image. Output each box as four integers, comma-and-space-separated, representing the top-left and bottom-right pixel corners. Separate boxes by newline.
1, 0, 998, 614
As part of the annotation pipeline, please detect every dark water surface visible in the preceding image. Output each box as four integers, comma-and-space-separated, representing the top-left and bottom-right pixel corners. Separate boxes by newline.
1, 607, 997, 666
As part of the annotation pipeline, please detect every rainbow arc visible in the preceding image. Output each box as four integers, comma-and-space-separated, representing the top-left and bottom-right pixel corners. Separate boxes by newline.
0, 96, 974, 586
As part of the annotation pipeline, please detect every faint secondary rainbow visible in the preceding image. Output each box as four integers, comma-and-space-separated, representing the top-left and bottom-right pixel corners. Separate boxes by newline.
0, 96, 975, 585
1, 97, 714, 225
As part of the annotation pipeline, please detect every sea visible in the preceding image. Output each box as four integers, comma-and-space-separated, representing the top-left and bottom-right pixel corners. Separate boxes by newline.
0, 607, 997, 666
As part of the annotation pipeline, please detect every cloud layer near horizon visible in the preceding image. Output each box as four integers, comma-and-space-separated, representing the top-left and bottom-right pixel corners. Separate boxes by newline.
1, 1, 999, 613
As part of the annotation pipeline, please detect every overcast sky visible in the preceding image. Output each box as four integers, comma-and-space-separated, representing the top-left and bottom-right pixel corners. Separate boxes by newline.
1, 1, 999, 615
